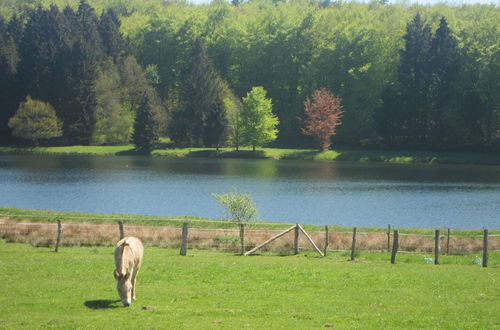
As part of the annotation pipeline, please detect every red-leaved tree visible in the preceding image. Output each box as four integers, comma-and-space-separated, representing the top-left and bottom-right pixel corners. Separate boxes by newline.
302, 88, 344, 150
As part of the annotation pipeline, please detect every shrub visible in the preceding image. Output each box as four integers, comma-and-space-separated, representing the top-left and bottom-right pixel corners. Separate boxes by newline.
212, 189, 259, 223
8, 96, 63, 146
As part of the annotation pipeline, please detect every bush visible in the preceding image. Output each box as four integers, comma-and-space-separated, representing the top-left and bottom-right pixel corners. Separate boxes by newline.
8, 96, 62, 146
212, 189, 259, 223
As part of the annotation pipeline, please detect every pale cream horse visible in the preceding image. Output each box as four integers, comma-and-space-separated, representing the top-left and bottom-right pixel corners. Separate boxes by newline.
114, 236, 144, 306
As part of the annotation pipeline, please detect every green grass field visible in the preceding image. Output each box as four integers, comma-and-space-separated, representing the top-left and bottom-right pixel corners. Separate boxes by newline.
0, 239, 498, 329
1, 143, 499, 165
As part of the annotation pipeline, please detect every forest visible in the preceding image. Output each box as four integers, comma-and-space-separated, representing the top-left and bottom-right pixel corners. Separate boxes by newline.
0, 0, 498, 151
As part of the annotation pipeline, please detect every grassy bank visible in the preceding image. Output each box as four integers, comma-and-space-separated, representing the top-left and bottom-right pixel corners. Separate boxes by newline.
1, 143, 499, 165
0, 240, 498, 329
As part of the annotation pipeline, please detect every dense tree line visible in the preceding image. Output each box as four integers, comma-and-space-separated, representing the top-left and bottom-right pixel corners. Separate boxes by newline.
0, 0, 498, 151
0, 0, 162, 149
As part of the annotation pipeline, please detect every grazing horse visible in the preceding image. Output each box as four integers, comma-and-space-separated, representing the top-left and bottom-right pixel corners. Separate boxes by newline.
114, 236, 144, 306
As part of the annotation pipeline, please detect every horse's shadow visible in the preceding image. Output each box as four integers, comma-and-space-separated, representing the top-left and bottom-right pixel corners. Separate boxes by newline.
84, 299, 121, 309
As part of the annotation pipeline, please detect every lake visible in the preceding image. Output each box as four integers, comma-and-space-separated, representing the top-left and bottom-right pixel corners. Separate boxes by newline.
0, 155, 499, 229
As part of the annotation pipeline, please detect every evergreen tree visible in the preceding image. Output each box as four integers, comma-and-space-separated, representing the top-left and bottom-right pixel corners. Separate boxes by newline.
76, 0, 102, 59
64, 40, 98, 144
0, 17, 22, 142
133, 89, 161, 152
374, 85, 403, 146
62, 6, 79, 40
460, 89, 488, 147
203, 97, 227, 148
99, 8, 125, 58
429, 16, 461, 147
170, 39, 228, 147
397, 13, 433, 146
17, 6, 66, 103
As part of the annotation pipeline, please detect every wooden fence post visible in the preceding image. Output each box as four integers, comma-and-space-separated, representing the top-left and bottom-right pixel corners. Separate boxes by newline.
239, 223, 245, 255
391, 230, 399, 264
350, 227, 357, 261
483, 229, 489, 268
294, 224, 299, 255
55, 220, 62, 253
446, 228, 450, 255
180, 222, 188, 256
434, 229, 440, 265
387, 224, 391, 252
118, 221, 124, 240
324, 225, 329, 257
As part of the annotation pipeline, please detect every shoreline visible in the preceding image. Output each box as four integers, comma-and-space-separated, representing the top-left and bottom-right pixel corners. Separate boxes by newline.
1, 145, 499, 166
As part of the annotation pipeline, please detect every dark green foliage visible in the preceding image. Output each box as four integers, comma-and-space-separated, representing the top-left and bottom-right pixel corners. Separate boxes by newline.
17, 6, 66, 103
0, 18, 22, 142
133, 89, 161, 152
0, 2, 155, 146
397, 13, 433, 145
170, 39, 228, 147
203, 98, 227, 148
98, 8, 125, 58
375, 13, 497, 150
76, 0, 102, 60
65, 40, 98, 144
429, 17, 461, 147
374, 85, 403, 145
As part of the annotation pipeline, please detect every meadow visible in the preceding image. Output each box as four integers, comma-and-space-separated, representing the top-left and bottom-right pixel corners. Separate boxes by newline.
0, 239, 498, 329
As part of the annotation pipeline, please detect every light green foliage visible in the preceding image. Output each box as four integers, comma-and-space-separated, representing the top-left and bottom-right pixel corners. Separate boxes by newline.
0, 241, 498, 328
91, 61, 134, 145
8, 96, 62, 146
145, 64, 161, 86
223, 95, 241, 149
240, 86, 279, 151
212, 189, 259, 223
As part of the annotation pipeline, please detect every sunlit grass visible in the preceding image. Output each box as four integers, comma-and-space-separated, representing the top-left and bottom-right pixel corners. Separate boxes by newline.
1, 144, 499, 165
0, 240, 498, 329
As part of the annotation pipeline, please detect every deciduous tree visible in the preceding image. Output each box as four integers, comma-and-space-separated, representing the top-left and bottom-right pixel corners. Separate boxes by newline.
8, 96, 62, 146
302, 88, 343, 150
240, 86, 279, 151
212, 189, 259, 223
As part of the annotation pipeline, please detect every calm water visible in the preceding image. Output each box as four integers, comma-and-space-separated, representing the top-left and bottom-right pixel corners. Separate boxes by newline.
0, 155, 499, 229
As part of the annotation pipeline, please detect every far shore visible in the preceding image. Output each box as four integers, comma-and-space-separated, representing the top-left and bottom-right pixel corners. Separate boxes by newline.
1, 144, 499, 166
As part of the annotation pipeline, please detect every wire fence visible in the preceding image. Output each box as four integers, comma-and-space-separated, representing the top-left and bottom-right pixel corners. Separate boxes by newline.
1, 219, 498, 256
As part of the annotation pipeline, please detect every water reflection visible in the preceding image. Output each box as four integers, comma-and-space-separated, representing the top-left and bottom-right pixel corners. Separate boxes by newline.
0, 155, 499, 229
